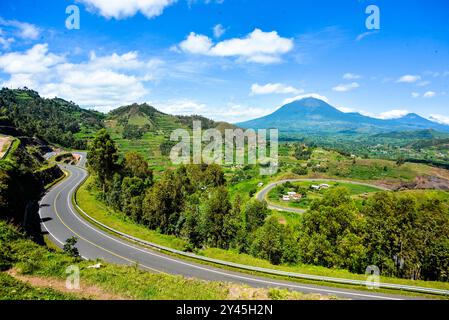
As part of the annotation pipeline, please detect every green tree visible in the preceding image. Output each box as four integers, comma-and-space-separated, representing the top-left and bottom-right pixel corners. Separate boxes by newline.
299, 187, 366, 271
244, 199, 269, 233
364, 192, 449, 280
121, 177, 145, 221
250, 217, 299, 265
142, 171, 183, 234
123, 152, 153, 185
87, 129, 119, 192
179, 194, 204, 249
63, 237, 80, 258
201, 187, 232, 248
123, 124, 144, 140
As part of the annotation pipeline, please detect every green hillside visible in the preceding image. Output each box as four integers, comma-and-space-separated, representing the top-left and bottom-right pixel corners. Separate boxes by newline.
105, 103, 237, 167
0, 88, 104, 149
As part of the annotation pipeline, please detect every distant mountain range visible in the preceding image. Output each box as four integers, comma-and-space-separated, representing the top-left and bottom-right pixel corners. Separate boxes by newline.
237, 98, 449, 134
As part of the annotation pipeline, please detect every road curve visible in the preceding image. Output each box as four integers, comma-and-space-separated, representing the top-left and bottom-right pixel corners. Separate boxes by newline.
256, 179, 390, 214
38, 158, 415, 300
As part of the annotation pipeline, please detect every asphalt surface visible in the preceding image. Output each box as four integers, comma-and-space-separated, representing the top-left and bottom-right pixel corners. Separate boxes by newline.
256, 179, 390, 213
38, 155, 418, 300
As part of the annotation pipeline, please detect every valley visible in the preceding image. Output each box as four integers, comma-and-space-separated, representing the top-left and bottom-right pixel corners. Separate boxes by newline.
2, 88, 449, 300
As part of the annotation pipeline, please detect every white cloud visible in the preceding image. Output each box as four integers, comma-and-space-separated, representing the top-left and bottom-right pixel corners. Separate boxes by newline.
0, 44, 64, 74
423, 91, 436, 98
375, 109, 410, 120
78, 0, 176, 19
213, 24, 226, 38
250, 83, 302, 95
282, 93, 329, 105
335, 106, 358, 113
332, 82, 360, 92
0, 44, 163, 111
222, 103, 272, 122
177, 28, 294, 64
428, 114, 449, 125
411, 92, 420, 98
155, 99, 207, 115
154, 99, 270, 122
397, 74, 421, 83
0, 18, 40, 40
179, 32, 213, 54
343, 73, 361, 80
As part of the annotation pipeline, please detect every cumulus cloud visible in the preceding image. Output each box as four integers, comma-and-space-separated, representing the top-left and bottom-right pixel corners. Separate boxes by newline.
0, 44, 64, 74
411, 92, 420, 98
0, 43, 163, 111
397, 74, 421, 83
77, 0, 176, 19
332, 82, 360, 92
282, 93, 329, 105
178, 28, 294, 64
179, 32, 213, 54
250, 83, 302, 95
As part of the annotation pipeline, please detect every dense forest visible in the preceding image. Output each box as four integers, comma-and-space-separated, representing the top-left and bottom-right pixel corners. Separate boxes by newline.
0, 88, 104, 149
87, 130, 449, 282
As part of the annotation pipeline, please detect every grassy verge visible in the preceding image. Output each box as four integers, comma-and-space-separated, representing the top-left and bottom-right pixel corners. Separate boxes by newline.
75, 175, 449, 296
0, 221, 325, 300
0, 272, 82, 300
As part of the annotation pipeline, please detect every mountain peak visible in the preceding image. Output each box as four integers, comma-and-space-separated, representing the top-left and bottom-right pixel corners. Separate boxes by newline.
236, 99, 449, 134
286, 97, 330, 108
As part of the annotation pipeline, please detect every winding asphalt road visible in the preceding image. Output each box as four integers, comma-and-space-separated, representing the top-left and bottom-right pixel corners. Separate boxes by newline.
38, 154, 417, 300
256, 179, 390, 213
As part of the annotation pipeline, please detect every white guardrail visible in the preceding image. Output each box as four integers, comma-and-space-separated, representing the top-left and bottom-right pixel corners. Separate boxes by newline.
72, 166, 449, 297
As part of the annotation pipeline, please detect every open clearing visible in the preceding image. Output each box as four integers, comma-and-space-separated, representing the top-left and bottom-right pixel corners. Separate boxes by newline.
265, 179, 385, 211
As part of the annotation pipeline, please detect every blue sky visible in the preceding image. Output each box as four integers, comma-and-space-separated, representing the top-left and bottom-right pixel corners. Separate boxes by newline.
0, 0, 448, 124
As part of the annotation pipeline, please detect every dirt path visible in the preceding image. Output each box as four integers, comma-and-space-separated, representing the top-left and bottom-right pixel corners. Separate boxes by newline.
0, 136, 12, 159
6, 269, 128, 300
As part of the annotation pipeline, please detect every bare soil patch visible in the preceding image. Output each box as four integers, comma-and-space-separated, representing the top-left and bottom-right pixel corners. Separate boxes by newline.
6, 269, 128, 300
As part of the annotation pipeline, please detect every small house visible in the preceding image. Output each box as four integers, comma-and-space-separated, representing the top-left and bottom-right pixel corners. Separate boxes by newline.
292, 194, 302, 201
282, 195, 291, 201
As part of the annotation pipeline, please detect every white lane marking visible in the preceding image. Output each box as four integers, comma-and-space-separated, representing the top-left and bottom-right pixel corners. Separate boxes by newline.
41, 168, 90, 259
53, 168, 161, 273
39, 173, 71, 247
61, 166, 404, 300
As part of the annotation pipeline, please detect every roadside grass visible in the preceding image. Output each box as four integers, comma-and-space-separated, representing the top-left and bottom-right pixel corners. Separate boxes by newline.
74, 175, 449, 295
0, 272, 81, 300
0, 221, 321, 300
